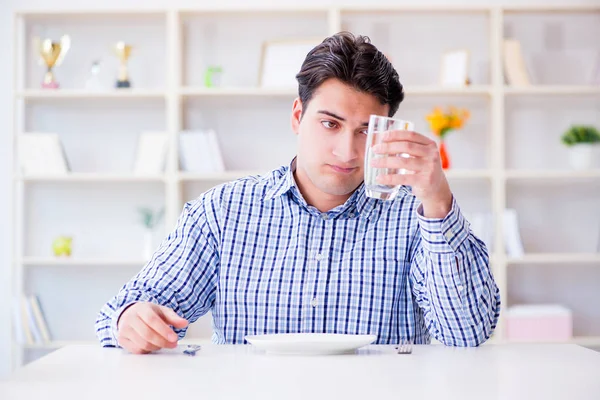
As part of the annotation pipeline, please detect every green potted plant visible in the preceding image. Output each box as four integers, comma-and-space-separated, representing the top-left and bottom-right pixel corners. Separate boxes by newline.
138, 207, 164, 260
561, 125, 600, 170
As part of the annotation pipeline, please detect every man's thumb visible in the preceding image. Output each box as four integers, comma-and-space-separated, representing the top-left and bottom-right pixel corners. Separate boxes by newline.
157, 305, 189, 328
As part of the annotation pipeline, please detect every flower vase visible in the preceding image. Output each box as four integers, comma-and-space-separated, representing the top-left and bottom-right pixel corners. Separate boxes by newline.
143, 230, 154, 260
439, 140, 451, 169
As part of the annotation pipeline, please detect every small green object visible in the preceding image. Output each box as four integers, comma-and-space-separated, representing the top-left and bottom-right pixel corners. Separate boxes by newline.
204, 66, 223, 88
139, 207, 165, 230
561, 125, 600, 146
52, 236, 72, 257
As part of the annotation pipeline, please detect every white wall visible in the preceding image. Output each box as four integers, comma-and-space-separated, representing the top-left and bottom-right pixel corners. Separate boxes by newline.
1, 0, 599, 378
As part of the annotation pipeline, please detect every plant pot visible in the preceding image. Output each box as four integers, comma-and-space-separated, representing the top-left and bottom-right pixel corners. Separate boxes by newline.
567, 144, 596, 170
439, 140, 451, 170
143, 230, 154, 260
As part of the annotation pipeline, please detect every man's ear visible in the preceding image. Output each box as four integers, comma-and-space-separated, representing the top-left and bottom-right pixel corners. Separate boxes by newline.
291, 97, 303, 135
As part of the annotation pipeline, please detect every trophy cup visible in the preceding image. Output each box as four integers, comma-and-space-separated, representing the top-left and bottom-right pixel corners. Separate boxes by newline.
113, 41, 132, 88
33, 35, 71, 89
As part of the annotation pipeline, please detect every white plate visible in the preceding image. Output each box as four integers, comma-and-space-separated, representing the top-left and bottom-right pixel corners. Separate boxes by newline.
245, 333, 377, 355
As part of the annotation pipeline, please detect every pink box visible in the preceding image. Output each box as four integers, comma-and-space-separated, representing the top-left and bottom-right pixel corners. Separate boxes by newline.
505, 305, 573, 342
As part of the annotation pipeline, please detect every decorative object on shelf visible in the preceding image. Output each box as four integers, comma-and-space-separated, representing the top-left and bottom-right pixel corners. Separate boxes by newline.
52, 236, 73, 257
425, 106, 470, 169
33, 35, 71, 89
259, 38, 322, 88
139, 207, 164, 260
179, 130, 225, 173
84, 60, 103, 91
19, 133, 70, 175
113, 41, 132, 88
204, 66, 223, 88
133, 132, 168, 175
503, 39, 532, 86
440, 49, 470, 87
503, 209, 524, 258
560, 125, 600, 170
505, 304, 573, 342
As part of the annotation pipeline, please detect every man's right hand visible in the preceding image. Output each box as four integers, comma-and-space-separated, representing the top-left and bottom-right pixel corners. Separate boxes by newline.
116, 302, 189, 354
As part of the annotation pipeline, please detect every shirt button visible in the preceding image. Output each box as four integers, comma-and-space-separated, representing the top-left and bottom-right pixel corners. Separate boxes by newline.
310, 298, 318, 307
457, 285, 464, 291
348, 212, 356, 218
315, 253, 324, 261
321, 213, 329, 220
445, 232, 454, 241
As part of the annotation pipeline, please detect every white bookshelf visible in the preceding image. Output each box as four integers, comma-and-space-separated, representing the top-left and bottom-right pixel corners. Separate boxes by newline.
11, 5, 600, 370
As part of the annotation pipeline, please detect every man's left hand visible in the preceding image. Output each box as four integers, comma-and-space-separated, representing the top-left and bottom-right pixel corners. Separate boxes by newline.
371, 129, 453, 219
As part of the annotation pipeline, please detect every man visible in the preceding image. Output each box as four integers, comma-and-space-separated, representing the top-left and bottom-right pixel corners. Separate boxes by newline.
96, 32, 500, 354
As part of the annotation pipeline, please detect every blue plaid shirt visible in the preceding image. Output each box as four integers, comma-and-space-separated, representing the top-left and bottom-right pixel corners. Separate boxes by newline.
96, 161, 500, 347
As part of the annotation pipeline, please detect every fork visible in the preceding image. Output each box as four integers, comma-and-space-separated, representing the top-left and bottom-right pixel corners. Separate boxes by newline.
182, 344, 202, 356
396, 339, 413, 355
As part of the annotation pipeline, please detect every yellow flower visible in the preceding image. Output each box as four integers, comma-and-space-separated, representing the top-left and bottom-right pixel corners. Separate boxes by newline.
426, 106, 470, 138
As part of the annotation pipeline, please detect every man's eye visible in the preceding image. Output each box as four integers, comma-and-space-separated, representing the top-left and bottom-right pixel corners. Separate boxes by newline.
321, 121, 337, 129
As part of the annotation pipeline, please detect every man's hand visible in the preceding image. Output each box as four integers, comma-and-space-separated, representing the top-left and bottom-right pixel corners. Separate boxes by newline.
371, 130, 453, 218
116, 302, 189, 354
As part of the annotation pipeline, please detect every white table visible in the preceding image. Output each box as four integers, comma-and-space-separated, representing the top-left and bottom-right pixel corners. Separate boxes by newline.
2, 344, 599, 399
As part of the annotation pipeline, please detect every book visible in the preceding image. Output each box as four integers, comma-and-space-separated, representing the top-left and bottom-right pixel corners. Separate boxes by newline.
503, 39, 531, 86
504, 208, 525, 258
19, 295, 35, 345
468, 212, 494, 253
179, 130, 225, 173
23, 294, 43, 344
29, 294, 51, 343
19, 133, 70, 175
133, 132, 168, 175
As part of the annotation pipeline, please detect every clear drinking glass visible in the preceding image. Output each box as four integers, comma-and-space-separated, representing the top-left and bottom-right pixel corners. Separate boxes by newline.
364, 115, 415, 200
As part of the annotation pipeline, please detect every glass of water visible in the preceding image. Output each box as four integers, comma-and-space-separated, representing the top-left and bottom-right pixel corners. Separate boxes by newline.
364, 115, 415, 200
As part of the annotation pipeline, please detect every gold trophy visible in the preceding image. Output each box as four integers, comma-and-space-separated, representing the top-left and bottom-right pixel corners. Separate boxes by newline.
33, 35, 70, 89
114, 41, 132, 88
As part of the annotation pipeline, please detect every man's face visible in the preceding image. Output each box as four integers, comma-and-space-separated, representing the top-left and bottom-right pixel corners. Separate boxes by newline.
291, 78, 390, 202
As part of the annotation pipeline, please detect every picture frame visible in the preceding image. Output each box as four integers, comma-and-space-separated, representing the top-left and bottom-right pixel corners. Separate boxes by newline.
258, 38, 323, 89
440, 49, 470, 87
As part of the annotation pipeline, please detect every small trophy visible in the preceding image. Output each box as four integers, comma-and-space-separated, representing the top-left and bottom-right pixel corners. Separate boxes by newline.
33, 35, 71, 89
113, 41, 132, 88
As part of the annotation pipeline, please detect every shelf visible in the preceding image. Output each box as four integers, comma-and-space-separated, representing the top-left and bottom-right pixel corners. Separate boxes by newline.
504, 86, 600, 96
17, 89, 166, 100
505, 170, 600, 180
180, 87, 297, 97
18, 173, 166, 183
22, 258, 147, 267
178, 171, 265, 181
444, 169, 492, 179
405, 85, 492, 96
507, 253, 600, 265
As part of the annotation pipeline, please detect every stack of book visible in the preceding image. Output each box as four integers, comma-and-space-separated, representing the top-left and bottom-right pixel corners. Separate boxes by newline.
12, 294, 52, 345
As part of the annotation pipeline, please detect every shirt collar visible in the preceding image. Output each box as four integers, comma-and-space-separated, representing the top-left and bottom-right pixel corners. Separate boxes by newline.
263, 158, 379, 220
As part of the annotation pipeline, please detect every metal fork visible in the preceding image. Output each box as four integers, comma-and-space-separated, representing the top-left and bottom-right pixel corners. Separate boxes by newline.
396, 339, 412, 355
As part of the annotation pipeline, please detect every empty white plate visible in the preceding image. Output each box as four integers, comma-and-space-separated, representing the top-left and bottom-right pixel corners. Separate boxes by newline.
245, 333, 377, 355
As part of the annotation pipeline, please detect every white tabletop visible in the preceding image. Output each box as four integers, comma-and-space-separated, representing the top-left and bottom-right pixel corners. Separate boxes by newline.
2, 344, 600, 399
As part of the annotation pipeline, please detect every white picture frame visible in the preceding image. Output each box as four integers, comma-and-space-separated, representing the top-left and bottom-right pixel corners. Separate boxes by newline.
132, 132, 168, 175
18, 133, 70, 175
440, 49, 470, 87
258, 38, 323, 89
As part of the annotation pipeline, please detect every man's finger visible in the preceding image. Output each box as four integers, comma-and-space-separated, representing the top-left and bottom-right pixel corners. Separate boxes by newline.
376, 171, 420, 187
372, 140, 430, 158
157, 306, 189, 329
371, 154, 423, 172
128, 327, 162, 353
130, 317, 174, 350
139, 308, 179, 344
120, 337, 150, 355
381, 130, 434, 145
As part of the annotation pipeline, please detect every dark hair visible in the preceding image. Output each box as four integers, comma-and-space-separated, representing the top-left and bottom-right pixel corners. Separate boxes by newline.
296, 31, 404, 118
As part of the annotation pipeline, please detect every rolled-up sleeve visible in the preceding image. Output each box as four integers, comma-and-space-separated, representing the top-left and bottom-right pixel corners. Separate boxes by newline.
410, 196, 501, 346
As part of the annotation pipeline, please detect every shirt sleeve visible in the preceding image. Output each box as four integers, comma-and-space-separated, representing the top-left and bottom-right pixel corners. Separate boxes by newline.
409, 196, 501, 346
95, 198, 220, 348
